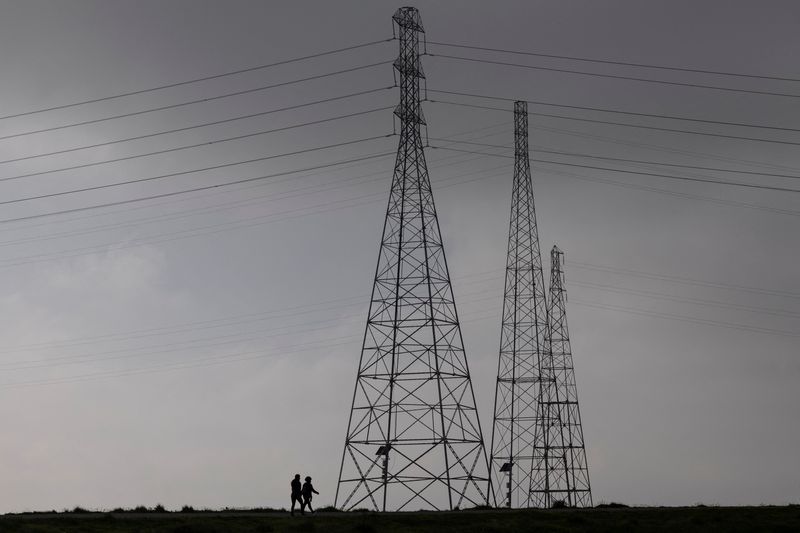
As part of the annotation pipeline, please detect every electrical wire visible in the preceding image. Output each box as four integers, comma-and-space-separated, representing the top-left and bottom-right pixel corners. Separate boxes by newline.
0, 152, 489, 248
572, 299, 800, 338
532, 121, 800, 175
0, 60, 393, 141
569, 280, 800, 319
427, 41, 800, 83
428, 145, 800, 193
544, 166, 799, 217
0, 122, 508, 226
0, 87, 394, 166
569, 261, 800, 299
0, 161, 509, 269
0, 131, 394, 207
0, 140, 394, 225
0, 105, 393, 184
0, 38, 393, 121
428, 99, 800, 147
427, 53, 800, 99
428, 88, 800, 134
0, 122, 507, 236
429, 138, 800, 180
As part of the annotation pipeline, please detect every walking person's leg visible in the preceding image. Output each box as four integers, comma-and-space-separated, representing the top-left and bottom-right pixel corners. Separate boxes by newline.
291, 494, 302, 516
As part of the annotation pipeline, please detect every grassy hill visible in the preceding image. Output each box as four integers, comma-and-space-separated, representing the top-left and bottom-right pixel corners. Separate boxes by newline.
1, 506, 798, 533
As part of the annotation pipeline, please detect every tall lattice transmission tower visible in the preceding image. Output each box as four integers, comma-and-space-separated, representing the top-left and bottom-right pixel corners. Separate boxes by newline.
335, 7, 490, 512
488, 101, 551, 508
531, 246, 593, 507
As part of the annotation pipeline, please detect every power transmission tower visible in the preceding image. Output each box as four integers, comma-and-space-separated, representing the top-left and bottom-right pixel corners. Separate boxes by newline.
533, 246, 593, 507
335, 7, 490, 512
488, 101, 551, 508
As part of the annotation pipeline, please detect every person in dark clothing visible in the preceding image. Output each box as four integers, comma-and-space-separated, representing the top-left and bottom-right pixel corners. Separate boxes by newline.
290, 474, 304, 516
301, 476, 319, 514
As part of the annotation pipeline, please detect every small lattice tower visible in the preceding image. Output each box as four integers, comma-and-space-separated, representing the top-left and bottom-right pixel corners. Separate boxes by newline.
335, 7, 490, 512
531, 246, 593, 507
488, 101, 551, 508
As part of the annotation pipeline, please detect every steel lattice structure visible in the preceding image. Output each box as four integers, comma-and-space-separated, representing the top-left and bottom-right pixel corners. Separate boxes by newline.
532, 246, 593, 507
488, 101, 551, 508
335, 7, 490, 512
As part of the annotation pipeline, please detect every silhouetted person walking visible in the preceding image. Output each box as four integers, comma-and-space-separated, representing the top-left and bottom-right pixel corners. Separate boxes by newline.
290, 474, 304, 516
302, 476, 319, 513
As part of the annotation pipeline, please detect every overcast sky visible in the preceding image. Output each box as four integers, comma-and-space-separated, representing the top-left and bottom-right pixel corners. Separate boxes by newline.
0, 0, 797, 512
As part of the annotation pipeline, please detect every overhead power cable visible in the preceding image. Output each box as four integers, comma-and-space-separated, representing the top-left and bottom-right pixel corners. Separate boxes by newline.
545, 167, 799, 217
0, 123, 506, 235
428, 41, 800, 83
0, 38, 393, 121
570, 261, 800, 299
0, 105, 393, 184
573, 300, 800, 338
532, 121, 800, 175
430, 138, 800, 180
0, 60, 392, 141
0, 87, 393, 166
0, 153, 491, 249
427, 53, 800, 99
428, 88, 800, 133
428, 99, 800, 147
2, 294, 796, 389
0, 137, 395, 225
0, 123, 503, 226
0, 161, 507, 269
429, 145, 800, 193
0, 132, 392, 209
570, 280, 800, 319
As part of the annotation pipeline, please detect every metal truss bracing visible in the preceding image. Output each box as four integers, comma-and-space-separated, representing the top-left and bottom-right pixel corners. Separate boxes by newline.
488, 101, 551, 508
530, 247, 593, 508
335, 7, 490, 512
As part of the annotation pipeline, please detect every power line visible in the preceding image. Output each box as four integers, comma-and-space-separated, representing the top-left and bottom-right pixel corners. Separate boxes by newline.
0, 284, 501, 369
0, 38, 393, 121
0, 105, 393, 184
428, 99, 800, 147
4, 265, 794, 368
0, 160, 508, 269
0, 152, 489, 249
570, 280, 800, 319
0, 87, 393, 166
0, 299, 502, 390
427, 41, 800, 83
427, 53, 800, 99
0, 123, 506, 226
1, 143, 793, 270
446, 268, 800, 318
0, 139, 395, 225
428, 88, 800, 134
3, 291, 796, 390
544, 166, 799, 218
430, 138, 800, 180
573, 299, 800, 338
429, 145, 800, 193
570, 261, 800, 300
531, 120, 800, 175
0, 123, 506, 236
0, 60, 392, 141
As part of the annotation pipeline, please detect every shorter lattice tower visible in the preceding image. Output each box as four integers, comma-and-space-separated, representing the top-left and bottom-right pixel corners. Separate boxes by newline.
488, 101, 550, 508
530, 246, 593, 507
